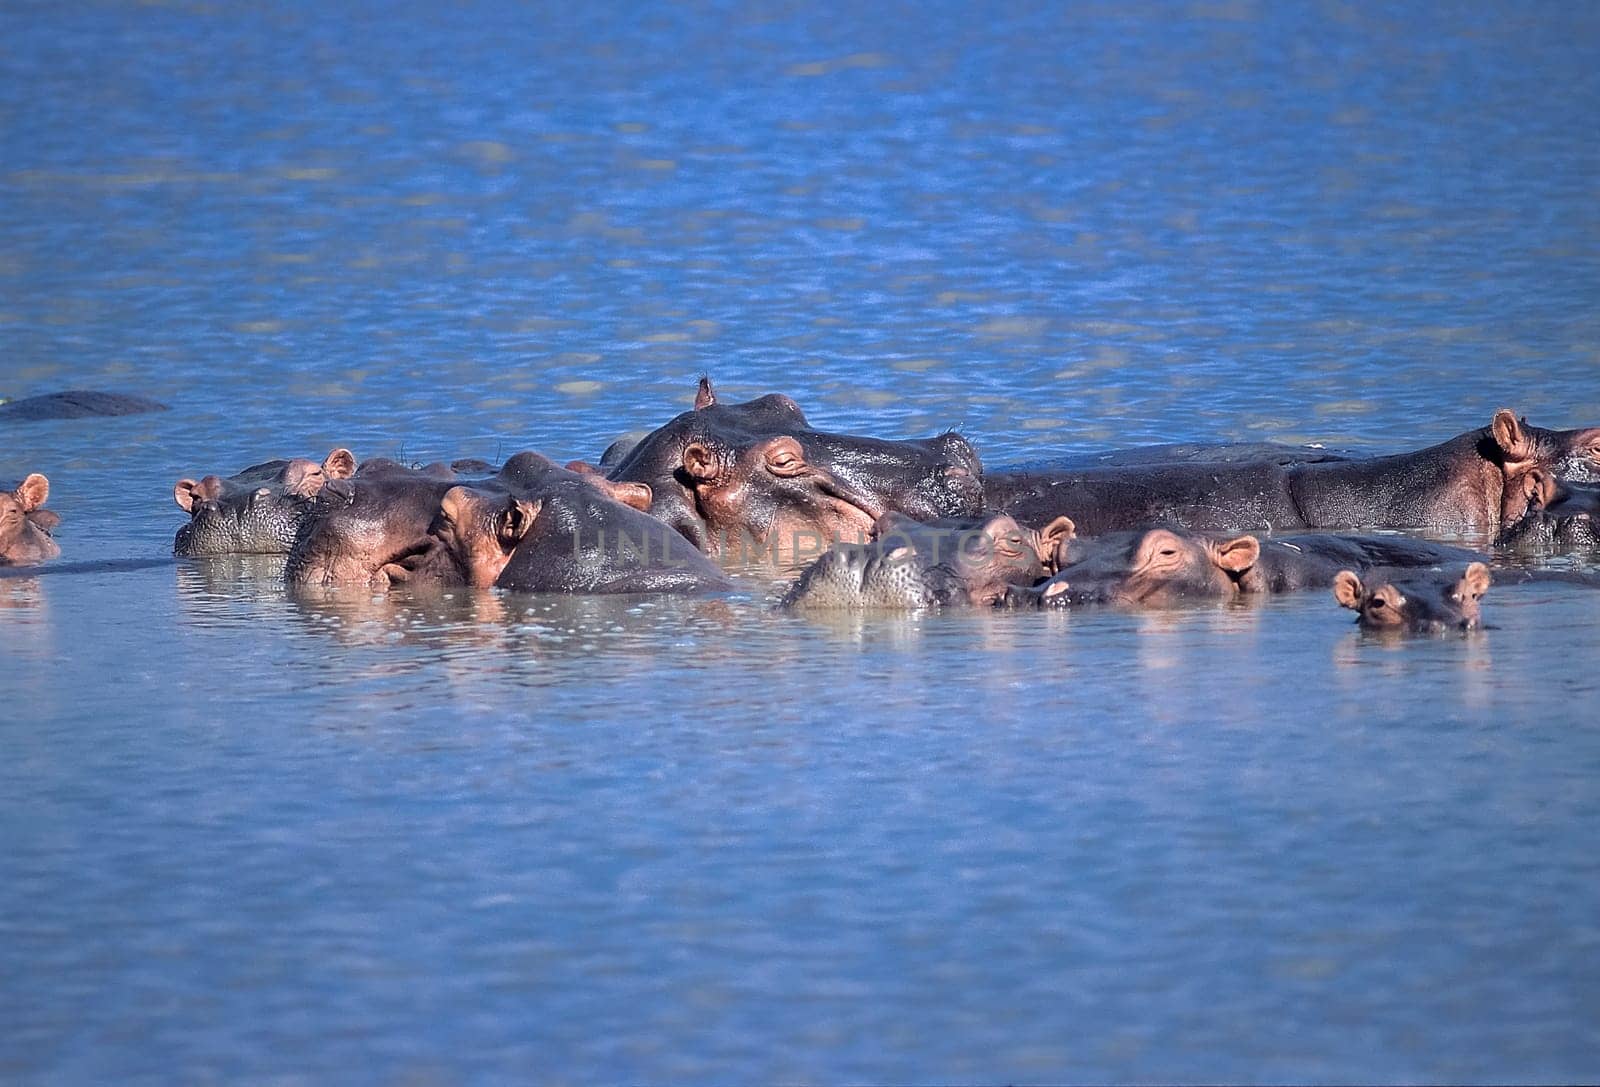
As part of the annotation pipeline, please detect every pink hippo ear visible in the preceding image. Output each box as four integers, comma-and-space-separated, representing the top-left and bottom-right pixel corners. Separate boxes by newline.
1036, 515, 1076, 570
280, 459, 324, 497
13, 473, 49, 512
1332, 570, 1365, 610
174, 475, 223, 513
1212, 535, 1261, 574
564, 462, 654, 511
1461, 561, 1492, 600
496, 498, 541, 548
694, 376, 717, 411
322, 448, 357, 480
1491, 409, 1536, 463
1520, 469, 1557, 510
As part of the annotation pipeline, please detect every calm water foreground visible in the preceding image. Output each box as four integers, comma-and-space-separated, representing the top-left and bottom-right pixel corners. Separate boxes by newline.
2, 1, 1599, 1083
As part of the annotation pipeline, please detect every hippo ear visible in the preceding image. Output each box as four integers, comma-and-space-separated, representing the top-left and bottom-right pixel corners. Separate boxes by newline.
682, 442, 719, 483
497, 499, 541, 547
13, 473, 49, 512
173, 475, 222, 513
870, 512, 919, 539
694, 377, 717, 411
1332, 570, 1365, 610
1042, 579, 1070, 600
281, 459, 324, 497
1036, 516, 1076, 569
1212, 534, 1261, 574
1491, 409, 1536, 463
1461, 561, 1492, 600
564, 460, 604, 477
322, 448, 357, 479
1520, 469, 1557, 510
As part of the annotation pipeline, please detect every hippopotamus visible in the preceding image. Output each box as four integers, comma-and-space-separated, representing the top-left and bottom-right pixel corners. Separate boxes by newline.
986, 410, 1600, 536
782, 511, 1074, 610
0, 391, 167, 423
1010, 522, 1484, 609
0, 474, 60, 566
290, 451, 728, 594
1332, 563, 1492, 633
173, 449, 357, 556
600, 378, 985, 564
1495, 473, 1600, 552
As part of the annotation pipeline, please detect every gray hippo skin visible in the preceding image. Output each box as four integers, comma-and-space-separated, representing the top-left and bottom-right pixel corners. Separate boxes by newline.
0, 474, 61, 566
375, 452, 731, 595
0, 391, 167, 423
601, 378, 985, 563
174, 449, 357, 556
1333, 563, 1492, 634
782, 511, 1074, 611
986, 410, 1600, 536
1008, 522, 1486, 609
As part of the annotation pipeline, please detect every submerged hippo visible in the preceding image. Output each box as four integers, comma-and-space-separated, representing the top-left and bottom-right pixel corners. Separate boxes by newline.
601, 378, 985, 564
986, 410, 1600, 536
1495, 473, 1600, 553
782, 511, 1074, 610
290, 452, 728, 594
173, 449, 357, 556
0, 390, 168, 423
1010, 523, 1483, 609
0, 474, 61, 566
1332, 563, 1491, 633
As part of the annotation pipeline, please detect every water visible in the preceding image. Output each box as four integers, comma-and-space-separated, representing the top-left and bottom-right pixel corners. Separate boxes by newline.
3, 1, 1599, 1081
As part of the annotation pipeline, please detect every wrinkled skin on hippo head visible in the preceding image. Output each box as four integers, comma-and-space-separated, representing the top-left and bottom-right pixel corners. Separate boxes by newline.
0, 474, 62, 566
1495, 471, 1600, 552
379, 452, 729, 594
1333, 563, 1491, 634
1025, 526, 1264, 608
782, 511, 1071, 610
174, 449, 356, 556
605, 378, 985, 564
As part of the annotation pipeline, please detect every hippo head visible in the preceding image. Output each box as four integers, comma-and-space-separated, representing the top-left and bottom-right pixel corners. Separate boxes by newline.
605, 378, 985, 564
1495, 471, 1600, 552
1333, 562, 1491, 633
174, 449, 356, 556
0, 473, 61, 566
382, 452, 727, 595
1027, 525, 1262, 607
783, 511, 1070, 610
1485, 410, 1600, 525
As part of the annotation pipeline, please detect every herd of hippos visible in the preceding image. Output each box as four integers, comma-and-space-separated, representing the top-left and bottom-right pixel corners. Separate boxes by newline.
5, 380, 1600, 633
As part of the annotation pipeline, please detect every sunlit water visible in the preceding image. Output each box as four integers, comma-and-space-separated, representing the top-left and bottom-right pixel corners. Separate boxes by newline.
3, 1, 1599, 1082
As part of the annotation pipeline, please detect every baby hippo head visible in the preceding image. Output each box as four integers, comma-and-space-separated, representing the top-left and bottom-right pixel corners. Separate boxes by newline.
1032, 526, 1261, 607
782, 511, 1069, 610
0, 473, 61, 566
174, 448, 357, 556
1332, 562, 1491, 634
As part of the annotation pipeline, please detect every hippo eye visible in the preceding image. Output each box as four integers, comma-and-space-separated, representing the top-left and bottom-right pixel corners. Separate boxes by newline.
1369, 597, 1386, 609
767, 452, 805, 476
1158, 548, 1178, 558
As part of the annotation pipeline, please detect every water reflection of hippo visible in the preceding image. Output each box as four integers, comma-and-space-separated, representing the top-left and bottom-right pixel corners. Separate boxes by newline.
289, 451, 729, 595
1333, 564, 1492, 634
987, 410, 1600, 536
173, 449, 357, 556
601, 378, 985, 564
1008, 523, 1484, 609
0, 474, 60, 566
782, 511, 1073, 610
0, 391, 167, 423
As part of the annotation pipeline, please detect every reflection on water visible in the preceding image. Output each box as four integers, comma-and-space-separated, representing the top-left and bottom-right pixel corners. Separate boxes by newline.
3, 0, 1600, 1082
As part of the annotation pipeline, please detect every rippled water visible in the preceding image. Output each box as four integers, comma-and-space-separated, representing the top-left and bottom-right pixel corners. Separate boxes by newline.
3, 1, 1599, 1082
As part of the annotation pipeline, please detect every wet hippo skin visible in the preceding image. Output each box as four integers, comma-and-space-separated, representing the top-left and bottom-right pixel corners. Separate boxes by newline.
0, 391, 167, 422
